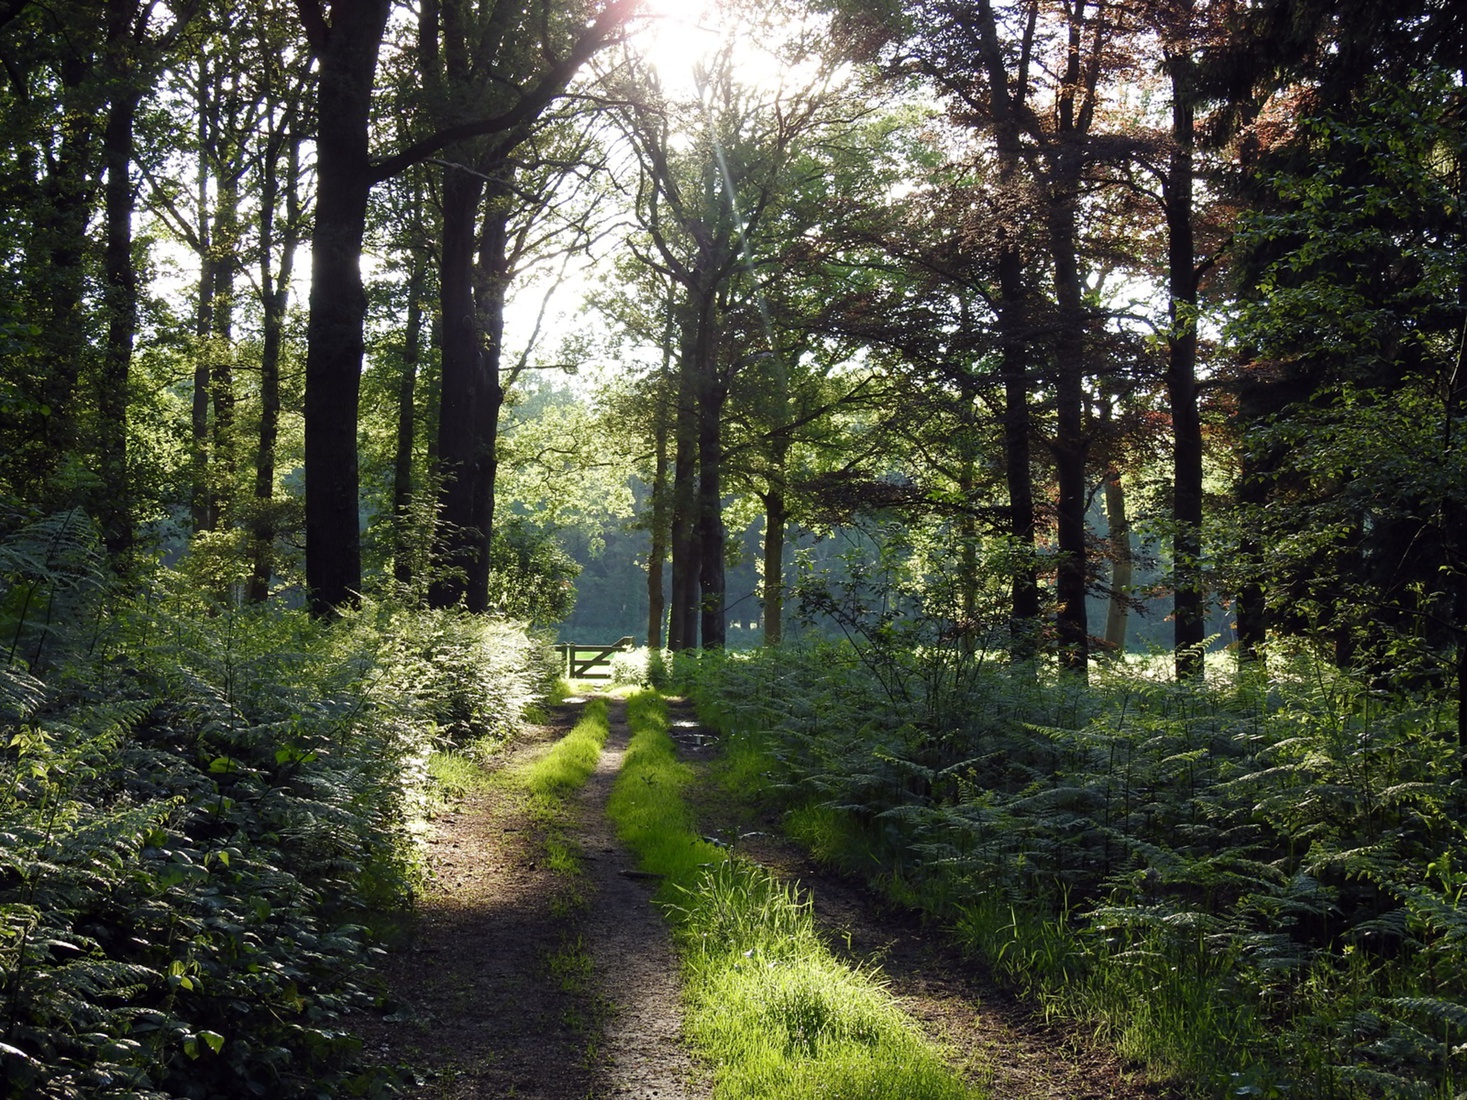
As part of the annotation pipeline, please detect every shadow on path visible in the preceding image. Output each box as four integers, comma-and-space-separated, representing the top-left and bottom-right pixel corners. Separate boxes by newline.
351, 700, 708, 1100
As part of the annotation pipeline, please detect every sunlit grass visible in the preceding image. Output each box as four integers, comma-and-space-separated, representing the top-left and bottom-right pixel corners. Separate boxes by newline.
427, 749, 491, 802
521, 697, 610, 801
609, 689, 982, 1100
515, 697, 611, 891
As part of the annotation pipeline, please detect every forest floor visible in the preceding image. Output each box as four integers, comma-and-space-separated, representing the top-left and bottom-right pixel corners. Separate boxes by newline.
351, 694, 1187, 1100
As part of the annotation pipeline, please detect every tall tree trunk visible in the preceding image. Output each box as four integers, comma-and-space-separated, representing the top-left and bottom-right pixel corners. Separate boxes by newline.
696, 370, 727, 650
973, 0, 1041, 661
647, 315, 675, 649
98, 28, 139, 561
24, 71, 96, 502
430, 167, 487, 609
956, 373, 980, 641
302, 0, 390, 615
667, 341, 702, 650
761, 481, 787, 647
1235, 372, 1270, 662
191, 62, 216, 533
1046, 2, 1096, 679
248, 134, 299, 605
210, 169, 239, 529
1103, 467, 1131, 653
467, 177, 511, 612
1166, 33, 1206, 680
393, 243, 427, 590
1049, 193, 1090, 677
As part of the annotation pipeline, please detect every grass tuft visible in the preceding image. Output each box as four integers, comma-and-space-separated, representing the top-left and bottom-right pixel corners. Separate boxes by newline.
609, 690, 981, 1100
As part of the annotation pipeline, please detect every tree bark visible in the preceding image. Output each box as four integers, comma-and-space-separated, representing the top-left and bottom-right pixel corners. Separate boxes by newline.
209, 166, 239, 529
98, 28, 140, 561
1166, 32, 1206, 680
761, 482, 787, 647
466, 176, 512, 612
1103, 467, 1131, 653
9, 33, 97, 508
302, 0, 391, 615
696, 366, 727, 650
429, 166, 487, 609
191, 61, 216, 533
1049, 194, 1091, 677
248, 132, 300, 604
647, 315, 675, 649
667, 310, 703, 651
393, 242, 427, 591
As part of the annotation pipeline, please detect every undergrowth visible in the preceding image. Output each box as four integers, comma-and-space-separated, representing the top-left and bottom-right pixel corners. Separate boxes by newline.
0, 512, 556, 1098
683, 644, 1467, 1099
608, 689, 981, 1100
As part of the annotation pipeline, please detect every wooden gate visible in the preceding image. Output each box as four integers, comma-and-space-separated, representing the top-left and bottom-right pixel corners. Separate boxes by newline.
555, 636, 636, 680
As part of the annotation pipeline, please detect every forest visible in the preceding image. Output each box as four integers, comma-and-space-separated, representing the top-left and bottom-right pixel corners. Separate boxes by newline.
2, 0, 1466, 1096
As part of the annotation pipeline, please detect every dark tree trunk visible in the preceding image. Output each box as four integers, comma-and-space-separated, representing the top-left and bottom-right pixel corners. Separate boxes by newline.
667, 323, 702, 651
971, 0, 1041, 662
1046, 2, 1096, 680
16, 49, 96, 506
1103, 467, 1132, 653
1049, 191, 1090, 677
696, 371, 727, 650
209, 170, 239, 528
302, 0, 390, 615
955, 374, 981, 640
1167, 38, 1206, 680
466, 179, 511, 612
247, 135, 299, 605
429, 167, 486, 609
98, 58, 139, 560
191, 64, 216, 533
647, 331, 674, 649
761, 481, 787, 647
191, 269, 216, 530
1235, 373, 1271, 662
393, 244, 426, 590
33, 123, 94, 487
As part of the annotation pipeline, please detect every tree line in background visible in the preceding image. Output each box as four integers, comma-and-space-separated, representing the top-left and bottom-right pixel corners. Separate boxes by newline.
2, 0, 1466, 709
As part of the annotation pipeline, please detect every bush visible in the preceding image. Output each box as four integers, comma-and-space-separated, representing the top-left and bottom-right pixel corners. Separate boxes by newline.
0, 534, 554, 1098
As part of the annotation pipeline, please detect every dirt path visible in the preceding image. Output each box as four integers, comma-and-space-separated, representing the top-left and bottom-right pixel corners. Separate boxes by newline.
352, 699, 706, 1100
356, 694, 1188, 1100
576, 706, 708, 1099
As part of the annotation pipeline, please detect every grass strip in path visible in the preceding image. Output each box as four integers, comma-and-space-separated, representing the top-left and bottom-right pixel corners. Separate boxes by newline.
519, 696, 611, 882
607, 690, 982, 1100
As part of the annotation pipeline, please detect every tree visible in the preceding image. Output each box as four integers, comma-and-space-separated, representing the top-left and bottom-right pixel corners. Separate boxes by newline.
609, 0, 852, 648
842, 0, 1148, 676
296, 0, 638, 616
1222, 71, 1467, 772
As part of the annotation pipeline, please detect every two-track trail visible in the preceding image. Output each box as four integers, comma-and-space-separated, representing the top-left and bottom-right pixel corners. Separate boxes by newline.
352, 695, 1184, 1100
351, 697, 705, 1099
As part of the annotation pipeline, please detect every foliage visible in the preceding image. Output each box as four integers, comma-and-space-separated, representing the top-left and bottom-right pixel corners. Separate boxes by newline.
1223, 67, 1467, 668
606, 690, 978, 1100
0, 524, 553, 1098
686, 644, 1467, 1098
485, 517, 582, 627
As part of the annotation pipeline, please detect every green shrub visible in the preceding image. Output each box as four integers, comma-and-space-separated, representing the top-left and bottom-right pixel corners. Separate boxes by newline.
0, 535, 555, 1098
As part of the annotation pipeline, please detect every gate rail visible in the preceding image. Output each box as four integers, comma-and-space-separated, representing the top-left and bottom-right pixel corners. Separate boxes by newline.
555, 636, 635, 679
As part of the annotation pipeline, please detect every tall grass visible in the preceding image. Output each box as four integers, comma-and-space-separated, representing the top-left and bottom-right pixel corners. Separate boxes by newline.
682, 645, 1467, 1099
608, 689, 980, 1100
